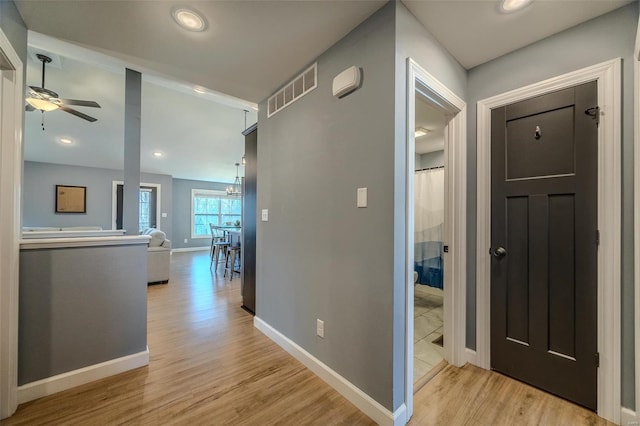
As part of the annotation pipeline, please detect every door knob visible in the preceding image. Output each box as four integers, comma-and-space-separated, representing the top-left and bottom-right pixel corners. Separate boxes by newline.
493, 246, 507, 259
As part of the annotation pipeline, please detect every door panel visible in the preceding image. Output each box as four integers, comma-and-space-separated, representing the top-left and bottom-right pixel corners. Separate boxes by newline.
505, 196, 529, 344
491, 82, 598, 410
506, 107, 575, 180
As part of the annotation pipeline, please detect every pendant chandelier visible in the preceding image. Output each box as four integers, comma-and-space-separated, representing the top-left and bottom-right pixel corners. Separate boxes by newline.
226, 162, 241, 196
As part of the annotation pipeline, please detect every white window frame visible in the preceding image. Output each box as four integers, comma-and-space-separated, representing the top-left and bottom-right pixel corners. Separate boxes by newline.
190, 189, 241, 239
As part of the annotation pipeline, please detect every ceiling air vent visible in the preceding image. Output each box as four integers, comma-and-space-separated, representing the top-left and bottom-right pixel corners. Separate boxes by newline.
267, 63, 317, 118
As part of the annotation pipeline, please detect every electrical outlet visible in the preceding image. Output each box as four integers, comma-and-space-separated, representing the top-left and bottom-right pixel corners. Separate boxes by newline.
183, 238, 188, 243
317, 319, 324, 338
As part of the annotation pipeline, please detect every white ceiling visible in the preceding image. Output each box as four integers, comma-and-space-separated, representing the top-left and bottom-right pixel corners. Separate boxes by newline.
15, 0, 634, 181
24, 43, 257, 183
403, 0, 632, 69
14, 0, 387, 103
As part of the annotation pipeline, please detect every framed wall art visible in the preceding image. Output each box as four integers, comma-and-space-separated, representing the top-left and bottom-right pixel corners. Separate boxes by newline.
55, 185, 86, 213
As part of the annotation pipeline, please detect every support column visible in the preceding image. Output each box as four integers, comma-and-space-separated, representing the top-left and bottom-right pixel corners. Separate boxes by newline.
123, 68, 141, 235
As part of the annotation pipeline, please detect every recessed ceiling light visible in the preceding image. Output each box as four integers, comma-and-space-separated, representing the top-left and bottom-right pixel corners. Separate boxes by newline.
499, 0, 533, 13
152, 151, 164, 158
415, 127, 431, 138
59, 137, 73, 145
193, 86, 206, 94
171, 7, 207, 32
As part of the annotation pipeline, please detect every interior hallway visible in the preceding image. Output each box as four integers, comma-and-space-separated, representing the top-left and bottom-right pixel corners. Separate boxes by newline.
1, 251, 611, 425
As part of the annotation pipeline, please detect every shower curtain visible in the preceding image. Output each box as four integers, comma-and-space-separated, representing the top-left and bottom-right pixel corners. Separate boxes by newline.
414, 168, 445, 288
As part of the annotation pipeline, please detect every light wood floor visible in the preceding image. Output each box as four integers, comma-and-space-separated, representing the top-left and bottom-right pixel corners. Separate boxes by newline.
2, 251, 373, 425
1, 251, 612, 425
410, 364, 612, 426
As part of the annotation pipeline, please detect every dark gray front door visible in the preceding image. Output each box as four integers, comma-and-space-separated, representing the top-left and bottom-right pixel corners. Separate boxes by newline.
490, 82, 598, 410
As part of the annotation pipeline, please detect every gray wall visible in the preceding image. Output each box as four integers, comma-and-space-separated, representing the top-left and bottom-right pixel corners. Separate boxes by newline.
0, 0, 27, 76
171, 178, 228, 249
419, 151, 444, 169
394, 1, 467, 410
18, 242, 148, 384
465, 3, 638, 408
23, 161, 173, 239
257, 3, 397, 411
256, 1, 467, 412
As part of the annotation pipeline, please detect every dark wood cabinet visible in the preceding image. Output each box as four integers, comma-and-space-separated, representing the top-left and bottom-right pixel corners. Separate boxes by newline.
241, 124, 257, 314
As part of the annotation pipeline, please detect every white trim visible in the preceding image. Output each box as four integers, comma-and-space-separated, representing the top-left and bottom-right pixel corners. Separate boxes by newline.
475, 58, 622, 423
20, 235, 150, 250
634, 14, 640, 422
621, 407, 639, 426
171, 246, 209, 253
465, 348, 478, 366
0, 27, 24, 420
17, 348, 149, 404
254, 317, 405, 426
405, 58, 466, 420
111, 181, 162, 231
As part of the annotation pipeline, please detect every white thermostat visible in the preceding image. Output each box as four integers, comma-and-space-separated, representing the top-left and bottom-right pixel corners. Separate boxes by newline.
332, 66, 361, 98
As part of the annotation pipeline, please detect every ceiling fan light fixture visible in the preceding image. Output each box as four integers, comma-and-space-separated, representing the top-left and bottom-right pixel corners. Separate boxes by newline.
172, 7, 207, 32
499, 0, 533, 13
26, 97, 60, 112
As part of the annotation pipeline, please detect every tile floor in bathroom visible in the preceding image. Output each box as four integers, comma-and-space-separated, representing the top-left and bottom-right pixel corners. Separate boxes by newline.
414, 284, 444, 383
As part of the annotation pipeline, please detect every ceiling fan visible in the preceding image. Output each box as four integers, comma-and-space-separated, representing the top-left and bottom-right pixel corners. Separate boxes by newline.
26, 53, 101, 123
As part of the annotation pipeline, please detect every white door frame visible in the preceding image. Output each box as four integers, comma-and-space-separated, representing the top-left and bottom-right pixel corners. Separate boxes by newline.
0, 29, 24, 419
475, 58, 621, 423
111, 181, 162, 231
633, 14, 640, 424
405, 58, 466, 419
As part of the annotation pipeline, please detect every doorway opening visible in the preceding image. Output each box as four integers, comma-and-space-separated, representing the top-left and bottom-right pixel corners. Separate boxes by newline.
412, 96, 447, 385
0, 29, 25, 419
111, 181, 162, 231
404, 58, 466, 420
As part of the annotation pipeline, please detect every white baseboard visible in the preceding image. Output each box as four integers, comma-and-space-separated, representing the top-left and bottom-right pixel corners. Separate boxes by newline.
622, 407, 639, 425
254, 317, 406, 426
17, 348, 149, 404
171, 246, 209, 253
465, 348, 479, 367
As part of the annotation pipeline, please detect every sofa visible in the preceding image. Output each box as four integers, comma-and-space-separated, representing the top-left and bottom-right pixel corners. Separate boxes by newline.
141, 228, 171, 284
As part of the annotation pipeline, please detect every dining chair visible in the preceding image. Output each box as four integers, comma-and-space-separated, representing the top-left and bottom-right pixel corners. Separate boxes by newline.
210, 224, 230, 271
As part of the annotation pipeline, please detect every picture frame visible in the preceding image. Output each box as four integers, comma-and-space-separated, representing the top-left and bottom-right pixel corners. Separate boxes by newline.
55, 185, 86, 213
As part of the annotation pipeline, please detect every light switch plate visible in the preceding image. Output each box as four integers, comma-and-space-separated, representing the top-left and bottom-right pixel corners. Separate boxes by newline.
317, 319, 324, 338
357, 187, 367, 208
261, 209, 269, 221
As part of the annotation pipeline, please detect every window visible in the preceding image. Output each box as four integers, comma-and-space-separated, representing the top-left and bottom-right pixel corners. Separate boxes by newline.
191, 189, 241, 238
139, 189, 152, 229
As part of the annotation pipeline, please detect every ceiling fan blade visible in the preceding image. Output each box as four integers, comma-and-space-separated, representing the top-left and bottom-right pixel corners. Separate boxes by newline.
59, 106, 98, 122
29, 86, 59, 98
59, 99, 101, 108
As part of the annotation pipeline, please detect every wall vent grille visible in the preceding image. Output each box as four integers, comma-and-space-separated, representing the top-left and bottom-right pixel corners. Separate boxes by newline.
267, 63, 317, 118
